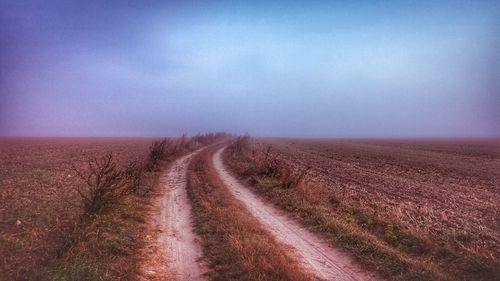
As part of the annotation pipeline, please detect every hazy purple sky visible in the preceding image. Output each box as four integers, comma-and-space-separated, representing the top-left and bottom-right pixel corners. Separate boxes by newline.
1, 0, 499, 137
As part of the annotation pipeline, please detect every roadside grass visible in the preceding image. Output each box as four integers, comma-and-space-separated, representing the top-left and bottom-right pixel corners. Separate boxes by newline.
223, 137, 499, 281
38, 192, 153, 280
186, 145, 316, 281
37, 138, 183, 280
41, 134, 230, 280
0, 138, 154, 280
0, 134, 230, 281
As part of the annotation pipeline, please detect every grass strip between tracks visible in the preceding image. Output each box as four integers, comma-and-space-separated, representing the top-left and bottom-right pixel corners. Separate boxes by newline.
186, 146, 315, 281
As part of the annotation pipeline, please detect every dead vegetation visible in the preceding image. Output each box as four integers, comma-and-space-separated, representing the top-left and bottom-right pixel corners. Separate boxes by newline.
186, 145, 315, 280
224, 137, 500, 281
71, 153, 139, 216
0, 138, 151, 280
0, 134, 229, 281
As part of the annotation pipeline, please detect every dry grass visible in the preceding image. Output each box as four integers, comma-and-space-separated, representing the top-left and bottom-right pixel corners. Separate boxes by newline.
186, 145, 316, 281
224, 137, 500, 281
0, 137, 154, 280
0, 135, 228, 281
40, 190, 154, 281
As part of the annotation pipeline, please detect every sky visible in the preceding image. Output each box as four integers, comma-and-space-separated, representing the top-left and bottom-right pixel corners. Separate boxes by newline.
1, 0, 499, 138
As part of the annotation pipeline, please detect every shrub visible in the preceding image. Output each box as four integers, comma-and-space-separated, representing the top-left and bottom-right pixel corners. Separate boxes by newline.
230, 136, 251, 157
73, 154, 132, 217
123, 161, 145, 195
229, 139, 309, 189
146, 139, 168, 171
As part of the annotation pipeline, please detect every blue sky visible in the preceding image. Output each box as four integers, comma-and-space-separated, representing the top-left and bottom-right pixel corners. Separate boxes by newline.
1, 0, 499, 137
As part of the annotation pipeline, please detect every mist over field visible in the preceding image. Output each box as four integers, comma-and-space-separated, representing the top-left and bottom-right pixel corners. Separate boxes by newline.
2, 2, 500, 280
1, 0, 499, 137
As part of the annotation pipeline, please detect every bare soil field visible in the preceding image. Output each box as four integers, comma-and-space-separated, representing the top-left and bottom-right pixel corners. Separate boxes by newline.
0, 137, 156, 280
263, 139, 500, 246
224, 138, 500, 281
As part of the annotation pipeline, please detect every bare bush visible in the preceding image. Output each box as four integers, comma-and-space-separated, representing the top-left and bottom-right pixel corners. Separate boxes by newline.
146, 134, 232, 172
123, 161, 145, 195
73, 153, 133, 216
230, 136, 251, 158
230, 139, 309, 189
146, 139, 168, 171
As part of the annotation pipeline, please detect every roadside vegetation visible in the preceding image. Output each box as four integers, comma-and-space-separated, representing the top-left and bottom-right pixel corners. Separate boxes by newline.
186, 145, 315, 281
0, 134, 229, 281
39, 138, 191, 280
42, 134, 231, 280
223, 136, 500, 281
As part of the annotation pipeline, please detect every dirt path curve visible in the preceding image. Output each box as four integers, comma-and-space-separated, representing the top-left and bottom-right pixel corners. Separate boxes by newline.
213, 147, 380, 281
159, 151, 207, 281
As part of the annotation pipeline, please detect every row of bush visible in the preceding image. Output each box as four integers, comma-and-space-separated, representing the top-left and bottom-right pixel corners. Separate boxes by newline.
43, 133, 231, 280
73, 133, 231, 219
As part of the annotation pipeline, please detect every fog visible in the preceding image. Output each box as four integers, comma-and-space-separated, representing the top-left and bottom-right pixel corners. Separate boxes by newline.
1, 0, 499, 137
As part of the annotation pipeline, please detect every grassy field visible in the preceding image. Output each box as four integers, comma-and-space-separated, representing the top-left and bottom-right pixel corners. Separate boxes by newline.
186, 145, 315, 280
223, 137, 500, 281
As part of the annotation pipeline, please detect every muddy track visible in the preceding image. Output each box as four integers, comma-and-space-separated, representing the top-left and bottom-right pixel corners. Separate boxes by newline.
159, 152, 207, 281
213, 147, 380, 281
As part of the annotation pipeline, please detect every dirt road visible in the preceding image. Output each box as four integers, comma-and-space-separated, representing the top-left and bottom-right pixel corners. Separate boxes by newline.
159, 152, 207, 281
213, 147, 380, 281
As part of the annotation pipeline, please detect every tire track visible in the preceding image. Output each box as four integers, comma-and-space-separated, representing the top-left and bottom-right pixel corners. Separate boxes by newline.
213, 147, 380, 281
159, 152, 207, 281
